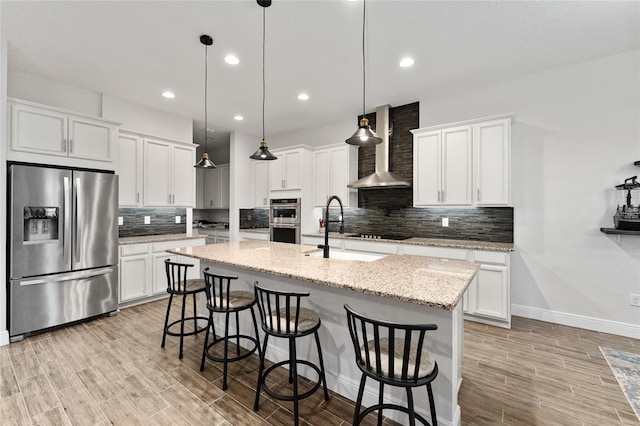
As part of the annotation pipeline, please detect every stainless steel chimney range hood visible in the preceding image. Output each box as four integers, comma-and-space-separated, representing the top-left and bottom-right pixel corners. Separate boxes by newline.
348, 104, 411, 189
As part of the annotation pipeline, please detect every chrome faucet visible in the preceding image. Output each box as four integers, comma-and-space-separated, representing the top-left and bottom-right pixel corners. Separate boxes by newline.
318, 195, 344, 258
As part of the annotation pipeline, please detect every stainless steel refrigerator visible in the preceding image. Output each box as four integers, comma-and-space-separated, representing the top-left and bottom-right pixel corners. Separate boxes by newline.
8, 164, 119, 341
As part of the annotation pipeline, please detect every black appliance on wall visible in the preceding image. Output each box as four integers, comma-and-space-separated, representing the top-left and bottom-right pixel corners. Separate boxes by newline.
269, 198, 300, 244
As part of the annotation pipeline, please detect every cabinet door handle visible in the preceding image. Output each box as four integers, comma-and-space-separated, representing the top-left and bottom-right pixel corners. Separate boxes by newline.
168, 194, 171, 204
477, 189, 480, 201
172, 194, 175, 204
69, 139, 73, 153
62, 139, 67, 152
136, 192, 139, 203
437, 190, 440, 202
441, 190, 445, 203
263, 197, 267, 205
210, 200, 213, 207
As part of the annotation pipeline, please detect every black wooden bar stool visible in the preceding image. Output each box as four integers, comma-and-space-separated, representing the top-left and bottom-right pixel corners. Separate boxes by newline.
199, 268, 261, 390
253, 283, 330, 426
344, 304, 439, 426
161, 259, 208, 359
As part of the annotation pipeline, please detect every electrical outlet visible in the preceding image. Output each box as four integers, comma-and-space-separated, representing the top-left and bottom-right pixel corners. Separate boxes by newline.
144, 216, 151, 225
631, 294, 640, 307
175, 216, 181, 224
118, 216, 123, 226
442, 217, 449, 227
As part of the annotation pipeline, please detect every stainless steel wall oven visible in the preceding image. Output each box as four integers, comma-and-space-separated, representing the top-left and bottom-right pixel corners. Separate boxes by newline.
269, 198, 300, 244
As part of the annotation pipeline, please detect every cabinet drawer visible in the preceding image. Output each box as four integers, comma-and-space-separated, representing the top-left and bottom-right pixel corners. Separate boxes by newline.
152, 238, 205, 253
120, 244, 149, 257
473, 251, 508, 265
343, 240, 398, 255
402, 244, 468, 260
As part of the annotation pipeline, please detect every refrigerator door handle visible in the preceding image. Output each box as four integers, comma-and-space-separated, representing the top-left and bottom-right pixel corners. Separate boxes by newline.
63, 176, 71, 265
19, 267, 115, 286
74, 177, 82, 264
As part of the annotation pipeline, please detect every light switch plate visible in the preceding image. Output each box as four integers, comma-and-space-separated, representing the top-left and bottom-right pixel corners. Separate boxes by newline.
442, 217, 449, 227
118, 217, 123, 226
144, 216, 151, 225
175, 216, 181, 224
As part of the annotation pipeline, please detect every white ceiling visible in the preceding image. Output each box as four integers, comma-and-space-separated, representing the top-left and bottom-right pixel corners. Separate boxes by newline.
2, 0, 639, 147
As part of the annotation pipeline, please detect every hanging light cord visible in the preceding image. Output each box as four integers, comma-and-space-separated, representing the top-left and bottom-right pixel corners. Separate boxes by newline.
361, 0, 366, 118
262, 6, 266, 142
204, 40, 209, 152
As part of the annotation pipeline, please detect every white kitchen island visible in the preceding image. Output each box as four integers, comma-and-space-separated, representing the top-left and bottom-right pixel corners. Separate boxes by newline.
169, 241, 479, 426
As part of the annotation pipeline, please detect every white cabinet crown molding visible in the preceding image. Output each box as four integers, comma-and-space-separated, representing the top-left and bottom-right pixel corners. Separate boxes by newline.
8, 97, 120, 125
411, 113, 514, 134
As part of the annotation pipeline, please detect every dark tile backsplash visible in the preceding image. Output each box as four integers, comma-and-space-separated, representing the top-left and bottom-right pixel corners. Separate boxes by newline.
118, 208, 187, 237
239, 208, 269, 229
357, 102, 417, 209
323, 207, 513, 243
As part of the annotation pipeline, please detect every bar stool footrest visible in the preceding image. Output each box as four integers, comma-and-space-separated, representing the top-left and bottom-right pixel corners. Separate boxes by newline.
165, 316, 209, 337
261, 359, 322, 402
358, 403, 432, 426
204, 334, 259, 363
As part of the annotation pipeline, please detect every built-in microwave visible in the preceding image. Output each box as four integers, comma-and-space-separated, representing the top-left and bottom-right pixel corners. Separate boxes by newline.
269, 198, 301, 244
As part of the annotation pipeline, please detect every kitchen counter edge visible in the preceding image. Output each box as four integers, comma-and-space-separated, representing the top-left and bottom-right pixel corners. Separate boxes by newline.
119, 234, 206, 245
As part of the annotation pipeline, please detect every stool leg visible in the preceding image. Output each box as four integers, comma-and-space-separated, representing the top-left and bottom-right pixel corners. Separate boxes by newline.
377, 382, 384, 426
427, 382, 437, 426
235, 311, 241, 356
161, 294, 174, 349
179, 294, 187, 359
223, 311, 231, 390
406, 387, 416, 426
354, 373, 366, 426
313, 330, 329, 401
250, 306, 261, 359
192, 293, 199, 334
200, 310, 213, 372
254, 334, 269, 411
290, 337, 299, 426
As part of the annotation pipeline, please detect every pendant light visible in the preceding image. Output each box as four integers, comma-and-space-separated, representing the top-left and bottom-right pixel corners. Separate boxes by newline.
195, 34, 217, 168
345, 0, 382, 147
250, 0, 278, 161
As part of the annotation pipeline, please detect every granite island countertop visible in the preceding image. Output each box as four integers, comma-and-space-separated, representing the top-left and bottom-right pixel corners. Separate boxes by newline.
303, 232, 514, 252
169, 240, 479, 310
119, 233, 206, 245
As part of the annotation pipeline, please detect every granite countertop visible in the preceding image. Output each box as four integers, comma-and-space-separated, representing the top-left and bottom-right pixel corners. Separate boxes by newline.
169, 240, 479, 310
119, 233, 206, 245
239, 228, 270, 234
303, 232, 514, 252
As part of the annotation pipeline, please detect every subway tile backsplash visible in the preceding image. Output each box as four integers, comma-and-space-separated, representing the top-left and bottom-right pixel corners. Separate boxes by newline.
118, 208, 187, 237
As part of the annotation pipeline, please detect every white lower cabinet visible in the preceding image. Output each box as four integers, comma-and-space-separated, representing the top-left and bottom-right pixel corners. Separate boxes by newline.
119, 238, 205, 305
337, 239, 511, 328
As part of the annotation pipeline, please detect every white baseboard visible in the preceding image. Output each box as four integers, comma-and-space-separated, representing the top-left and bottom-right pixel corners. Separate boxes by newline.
511, 304, 640, 339
0, 330, 9, 346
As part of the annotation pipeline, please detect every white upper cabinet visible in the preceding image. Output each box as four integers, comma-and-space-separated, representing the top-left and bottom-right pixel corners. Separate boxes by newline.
413, 125, 472, 206
199, 164, 230, 209
313, 144, 357, 207
117, 133, 143, 207
253, 161, 270, 207
473, 118, 511, 206
143, 137, 195, 207
269, 148, 302, 191
8, 98, 118, 170
412, 113, 513, 207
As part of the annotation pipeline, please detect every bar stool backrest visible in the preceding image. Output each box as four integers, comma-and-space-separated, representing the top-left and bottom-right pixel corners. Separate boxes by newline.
164, 259, 194, 294
202, 268, 240, 311
254, 283, 310, 336
344, 304, 438, 383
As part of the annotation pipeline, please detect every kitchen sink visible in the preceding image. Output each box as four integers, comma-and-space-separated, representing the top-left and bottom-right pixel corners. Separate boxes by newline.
306, 250, 387, 262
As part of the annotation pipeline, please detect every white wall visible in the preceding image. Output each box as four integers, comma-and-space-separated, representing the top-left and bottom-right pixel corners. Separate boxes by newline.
0, 22, 9, 346
419, 50, 640, 335
102, 94, 192, 143
8, 70, 102, 116
229, 130, 260, 240
269, 117, 355, 149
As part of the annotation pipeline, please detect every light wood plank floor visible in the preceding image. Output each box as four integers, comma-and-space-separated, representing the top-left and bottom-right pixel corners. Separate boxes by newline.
0, 298, 638, 425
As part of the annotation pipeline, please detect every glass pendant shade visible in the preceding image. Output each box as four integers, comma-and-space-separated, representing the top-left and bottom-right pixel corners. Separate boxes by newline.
250, 140, 277, 160
345, 117, 382, 147
194, 152, 216, 168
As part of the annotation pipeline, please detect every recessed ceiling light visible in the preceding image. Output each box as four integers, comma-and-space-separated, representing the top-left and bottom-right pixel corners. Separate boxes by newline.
162, 91, 175, 99
225, 55, 240, 65
297, 93, 309, 101
399, 57, 415, 68
234, 115, 244, 121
